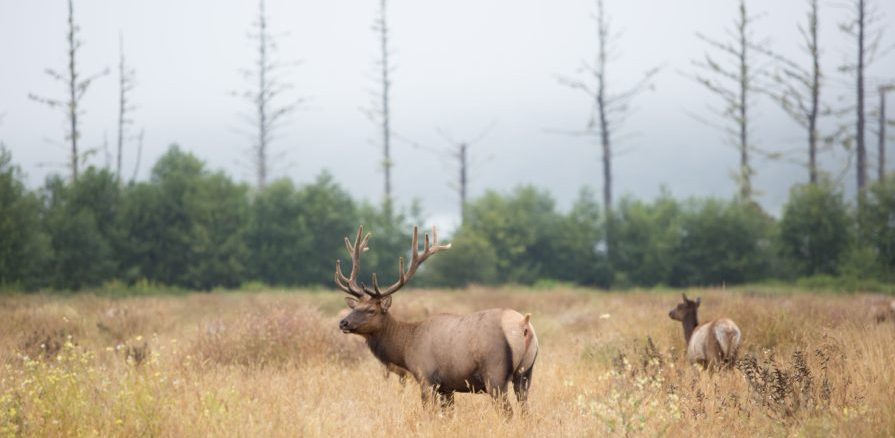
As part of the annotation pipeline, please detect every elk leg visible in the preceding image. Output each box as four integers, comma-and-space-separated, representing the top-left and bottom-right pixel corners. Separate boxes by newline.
495, 388, 512, 419
513, 365, 534, 415
485, 379, 512, 419
420, 378, 450, 413
437, 390, 455, 413
419, 382, 437, 408
386, 363, 409, 386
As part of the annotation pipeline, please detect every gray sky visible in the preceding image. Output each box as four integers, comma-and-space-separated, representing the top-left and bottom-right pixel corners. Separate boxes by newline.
2, 0, 894, 230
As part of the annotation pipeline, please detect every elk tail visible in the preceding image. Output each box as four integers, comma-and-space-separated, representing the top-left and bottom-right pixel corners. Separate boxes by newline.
724, 328, 740, 366
514, 313, 535, 376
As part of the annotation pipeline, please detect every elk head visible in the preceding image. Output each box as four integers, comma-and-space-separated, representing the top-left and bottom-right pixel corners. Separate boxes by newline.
668, 293, 700, 321
336, 225, 450, 335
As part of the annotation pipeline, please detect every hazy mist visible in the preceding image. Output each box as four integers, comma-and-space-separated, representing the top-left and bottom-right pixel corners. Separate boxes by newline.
2, 0, 893, 229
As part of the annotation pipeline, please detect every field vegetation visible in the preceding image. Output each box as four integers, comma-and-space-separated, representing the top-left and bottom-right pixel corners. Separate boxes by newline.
1, 287, 893, 437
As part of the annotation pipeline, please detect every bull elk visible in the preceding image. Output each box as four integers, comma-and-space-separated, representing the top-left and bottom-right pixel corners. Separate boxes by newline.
668, 294, 741, 369
336, 225, 538, 416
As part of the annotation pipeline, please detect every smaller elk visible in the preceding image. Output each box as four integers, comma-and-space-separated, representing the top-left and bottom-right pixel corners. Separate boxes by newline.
336, 225, 538, 417
668, 294, 741, 369
870, 298, 895, 323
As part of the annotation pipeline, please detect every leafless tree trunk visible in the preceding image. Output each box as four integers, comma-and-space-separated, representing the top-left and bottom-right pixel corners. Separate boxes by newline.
856, 0, 867, 195
433, 125, 493, 223
691, 0, 765, 201
760, 0, 830, 184
880, 85, 893, 182
595, 2, 611, 217
29, 0, 105, 182
458, 142, 467, 220
67, 1, 78, 182
117, 33, 136, 186
808, 2, 820, 184
558, 0, 658, 266
236, 0, 300, 189
130, 129, 144, 184
840, 0, 887, 205
371, 0, 394, 213
257, 1, 269, 189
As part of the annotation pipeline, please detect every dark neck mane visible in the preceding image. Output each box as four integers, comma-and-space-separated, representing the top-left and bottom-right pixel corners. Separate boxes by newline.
682, 311, 698, 344
365, 314, 418, 371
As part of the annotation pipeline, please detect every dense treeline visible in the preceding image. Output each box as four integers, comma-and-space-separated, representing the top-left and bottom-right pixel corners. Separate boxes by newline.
1, 144, 894, 292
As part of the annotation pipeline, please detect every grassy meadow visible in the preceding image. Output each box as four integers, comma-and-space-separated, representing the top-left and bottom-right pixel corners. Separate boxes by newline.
1, 286, 893, 437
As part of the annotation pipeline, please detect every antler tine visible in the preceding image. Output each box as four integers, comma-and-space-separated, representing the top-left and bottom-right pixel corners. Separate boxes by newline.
335, 259, 349, 283
416, 226, 451, 265
410, 225, 420, 264
369, 273, 382, 296
358, 230, 371, 254
334, 260, 362, 297
379, 225, 451, 296
336, 224, 451, 299
333, 225, 371, 297
354, 224, 364, 247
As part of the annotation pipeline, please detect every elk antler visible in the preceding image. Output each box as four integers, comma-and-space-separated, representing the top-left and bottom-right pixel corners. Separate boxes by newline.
334, 225, 451, 299
370, 225, 451, 297
334, 225, 372, 298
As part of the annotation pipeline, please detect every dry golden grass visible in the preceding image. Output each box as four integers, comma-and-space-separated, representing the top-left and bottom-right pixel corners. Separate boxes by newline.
1, 287, 893, 437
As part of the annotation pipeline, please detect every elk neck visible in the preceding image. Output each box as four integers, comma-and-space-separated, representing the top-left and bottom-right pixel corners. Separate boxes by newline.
682, 311, 698, 345
365, 312, 419, 371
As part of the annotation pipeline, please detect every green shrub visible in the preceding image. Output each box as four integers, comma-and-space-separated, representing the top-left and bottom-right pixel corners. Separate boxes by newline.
778, 181, 852, 277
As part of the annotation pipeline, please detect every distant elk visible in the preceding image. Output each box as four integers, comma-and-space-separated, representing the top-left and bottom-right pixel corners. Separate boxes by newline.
668, 294, 741, 369
336, 225, 538, 416
870, 298, 895, 323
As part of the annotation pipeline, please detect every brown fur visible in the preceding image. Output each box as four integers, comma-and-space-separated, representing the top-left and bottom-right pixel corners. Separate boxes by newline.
870, 298, 895, 323
334, 225, 537, 417
340, 296, 538, 416
340, 308, 409, 383
668, 294, 741, 369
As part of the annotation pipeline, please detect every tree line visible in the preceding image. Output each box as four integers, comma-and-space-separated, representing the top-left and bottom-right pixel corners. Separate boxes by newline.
1, 144, 893, 292
4, 0, 893, 292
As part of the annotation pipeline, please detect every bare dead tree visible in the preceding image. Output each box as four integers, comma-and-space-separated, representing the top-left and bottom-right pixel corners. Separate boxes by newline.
102, 131, 110, 169
130, 129, 144, 184
395, 122, 494, 224
879, 84, 894, 181
690, 0, 766, 201
363, 0, 395, 214
235, 0, 301, 189
557, 0, 659, 219
758, 0, 835, 184
435, 124, 494, 222
116, 33, 136, 186
838, 0, 888, 203
28, 0, 106, 182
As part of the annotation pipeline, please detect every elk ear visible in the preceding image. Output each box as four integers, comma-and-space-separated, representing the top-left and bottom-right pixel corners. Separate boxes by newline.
682, 293, 689, 303
345, 297, 358, 309
695, 297, 701, 307
380, 295, 392, 312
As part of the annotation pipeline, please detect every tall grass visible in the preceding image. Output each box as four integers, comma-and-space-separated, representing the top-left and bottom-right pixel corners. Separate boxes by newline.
0, 287, 892, 436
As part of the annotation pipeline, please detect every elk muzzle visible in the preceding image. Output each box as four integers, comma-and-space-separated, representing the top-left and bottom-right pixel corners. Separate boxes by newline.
339, 318, 354, 334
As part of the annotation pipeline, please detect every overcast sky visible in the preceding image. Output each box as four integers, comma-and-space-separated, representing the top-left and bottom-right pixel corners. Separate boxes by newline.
2, 0, 894, 229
